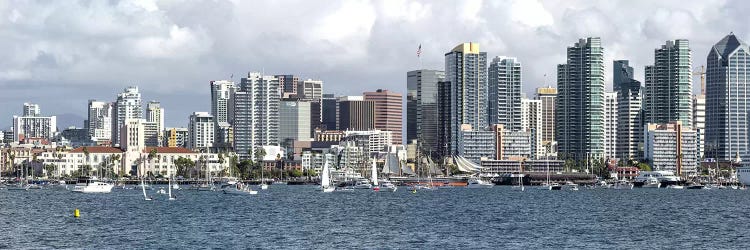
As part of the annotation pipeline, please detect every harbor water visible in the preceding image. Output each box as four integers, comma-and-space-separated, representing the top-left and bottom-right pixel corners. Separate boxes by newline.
2, 186, 750, 249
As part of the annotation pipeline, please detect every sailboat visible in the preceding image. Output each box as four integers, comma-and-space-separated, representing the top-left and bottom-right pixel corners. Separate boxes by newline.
371, 159, 380, 191
259, 163, 269, 190
141, 178, 152, 201
321, 160, 335, 193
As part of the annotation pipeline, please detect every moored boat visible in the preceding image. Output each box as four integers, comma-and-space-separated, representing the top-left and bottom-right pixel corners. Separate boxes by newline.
72, 177, 114, 193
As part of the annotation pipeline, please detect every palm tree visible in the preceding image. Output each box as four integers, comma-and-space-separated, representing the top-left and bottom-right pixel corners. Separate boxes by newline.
82, 147, 90, 176
147, 148, 158, 178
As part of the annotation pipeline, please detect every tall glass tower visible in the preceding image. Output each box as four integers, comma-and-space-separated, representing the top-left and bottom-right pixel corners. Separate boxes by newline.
556, 37, 605, 161
644, 40, 693, 127
613, 60, 643, 160
706, 33, 750, 162
488, 56, 522, 132
442, 43, 487, 156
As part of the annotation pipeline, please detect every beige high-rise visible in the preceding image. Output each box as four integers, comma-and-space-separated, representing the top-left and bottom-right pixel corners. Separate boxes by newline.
364, 89, 403, 144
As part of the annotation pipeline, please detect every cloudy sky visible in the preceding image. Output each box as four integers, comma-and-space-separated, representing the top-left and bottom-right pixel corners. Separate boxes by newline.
0, 0, 746, 128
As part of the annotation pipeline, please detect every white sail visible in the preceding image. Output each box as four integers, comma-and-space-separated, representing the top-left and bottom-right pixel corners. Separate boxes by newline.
371, 159, 378, 186
454, 156, 483, 173
321, 160, 331, 188
141, 178, 151, 201
382, 153, 401, 175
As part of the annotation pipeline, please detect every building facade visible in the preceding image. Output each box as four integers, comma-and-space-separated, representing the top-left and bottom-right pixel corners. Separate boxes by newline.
210, 80, 236, 149
693, 95, 705, 161
279, 99, 312, 145
165, 127, 189, 148
521, 98, 543, 159
234, 73, 280, 159
188, 112, 214, 150
556, 37, 605, 161
644, 121, 698, 177
535, 87, 557, 156
644, 39, 693, 128
112, 86, 143, 146
443, 42, 488, 156
406, 69, 445, 154
87, 100, 113, 143
12, 103, 57, 142
275, 75, 299, 97
337, 96, 375, 131
604, 92, 618, 159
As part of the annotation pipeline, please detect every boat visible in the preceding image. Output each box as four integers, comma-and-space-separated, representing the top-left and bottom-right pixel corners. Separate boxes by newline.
168, 177, 176, 201
320, 159, 335, 193
511, 173, 525, 191
379, 179, 397, 192
141, 178, 152, 201
7, 183, 29, 191
563, 181, 579, 191
686, 183, 705, 189
633, 171, 679, 188
613, 180, 634, 190
738, 167, 750, 186
370, 159, 380, 191
156, 188, 167, 194
666, 185, 685, 189
222, 182, 258, 195
72, 177, 114, 193
546, 182, 562, 190
467, 177, 494, 188
352, 178, 373, 189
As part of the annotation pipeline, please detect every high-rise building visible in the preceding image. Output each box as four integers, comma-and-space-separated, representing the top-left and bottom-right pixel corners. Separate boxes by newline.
407, 69, 445, 153
210, 80, 236, 149
521, 98, 543, 159
556, 37, 605, 161
458, 125, 496, 163
443, 42, 488, 156
112, 86, 142, 146
165, 127, 189, 148
535, 87, 557, 156
146, 101, 164, 146
706, 33, 750, 162
233, 73, 280, 159
337, 96, 375, 131
23, 103, 40, 117
275, 75, 299, 97
488, 56, 522, 131
279, 99, 312, 145
87, 100, 113, 143
188, 112, 214, 150
644, 39, 693, 128
363, 89, 403, 144
120, 119, 145, 153
613, 60, 643, 160
604, 92, 618, 159
143, 121, 161, 147
644, 121, 698, 177
297, 79, 323, 101
693, 94, 705, 160
321, 94, 337, 130
12, 104, 57, 142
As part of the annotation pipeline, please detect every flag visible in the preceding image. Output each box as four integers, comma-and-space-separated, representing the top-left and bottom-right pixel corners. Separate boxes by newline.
417, 44, 422, 57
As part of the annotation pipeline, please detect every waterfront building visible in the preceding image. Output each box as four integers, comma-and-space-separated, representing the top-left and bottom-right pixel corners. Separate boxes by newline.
406, 69, 445, 154
693, 94, 705, 161
12, 104, 57, 142
87, 100, 113, 144
233, 72, 280, 160
188, 112, 214, 150
210, 80, 236, 149
165, 127, 188, 148
275, 75, 299, 98
458, 125, 496, 163
142, 121, 161, 147
644, 39, 693, 128
301, 151, 336, 172
521, 98, 543, 159
613, 60, 643, 160
112, 86, 143, 146
705, 33, 750, 163
535, 87, 557, 157
337, 96, 375, 131
488, 56, 522, 132
604, 92, 618, 159
492, 124, 532, 160
442, 42, 488, 157
321, 94, 337, 130
556, 37, 605, 161
342, 130, 393, 155
279, 99, 312, 146
364, 89, 403, 144
480, 159, 564, 175
644, 121, 698, 177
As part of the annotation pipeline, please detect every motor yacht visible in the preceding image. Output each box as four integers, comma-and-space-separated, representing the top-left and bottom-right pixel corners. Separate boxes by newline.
71, 176, 114, 193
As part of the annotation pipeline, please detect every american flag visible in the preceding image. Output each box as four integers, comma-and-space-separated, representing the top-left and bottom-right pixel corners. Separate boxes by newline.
417, 44, 422, 57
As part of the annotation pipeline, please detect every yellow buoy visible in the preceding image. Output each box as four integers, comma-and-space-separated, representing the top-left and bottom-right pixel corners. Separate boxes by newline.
412, 189, 417, 194
74, 209, 80, 218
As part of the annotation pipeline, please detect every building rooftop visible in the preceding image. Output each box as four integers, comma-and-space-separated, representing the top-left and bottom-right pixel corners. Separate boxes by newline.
70, 146, 124, 154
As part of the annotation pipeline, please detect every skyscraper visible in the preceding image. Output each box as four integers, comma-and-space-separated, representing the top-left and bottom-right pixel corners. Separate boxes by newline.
706, 33, 750, 162
337, 96, 375, 131
693, 94, 706, 160
188, 112, 214, 150
364, 89, 403, 144
644, 39, 693, 127
279, 99, 312, 145
535, 87, 557, 155
521, 98, 543, 159
488, 56, 522, 131
112, 86, 142, 146
12, 104, 56, 142
443, 42, 488, 156
146, 101, 164, 146
23, 103, 40, 117
604, 92, 618, 159
210, 80, 236, 149
275, 75, 299, 97
556, 37, 605, 161
321, 94, 337, 130
613, 60, 643, 160
406, 69, 445, 154
297, 79, 323, 101
87, 100, 113, 143
233, 73, 280, 159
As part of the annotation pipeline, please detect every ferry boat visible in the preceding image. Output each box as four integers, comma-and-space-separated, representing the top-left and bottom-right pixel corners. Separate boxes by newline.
467, 177, 494, 188
72, 176, 114, 193
738, 167, 750, 186
633, 171, 679, 188
378, 179, 397, 192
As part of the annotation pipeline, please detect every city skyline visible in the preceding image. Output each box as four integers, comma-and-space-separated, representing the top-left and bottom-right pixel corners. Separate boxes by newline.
0, 1, 748, 128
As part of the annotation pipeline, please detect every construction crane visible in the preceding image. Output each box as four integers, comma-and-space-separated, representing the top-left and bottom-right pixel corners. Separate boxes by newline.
694, 65, 706, 95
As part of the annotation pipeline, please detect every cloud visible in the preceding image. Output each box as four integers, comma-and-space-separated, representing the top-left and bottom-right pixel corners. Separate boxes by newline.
0, 0, 745, 128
